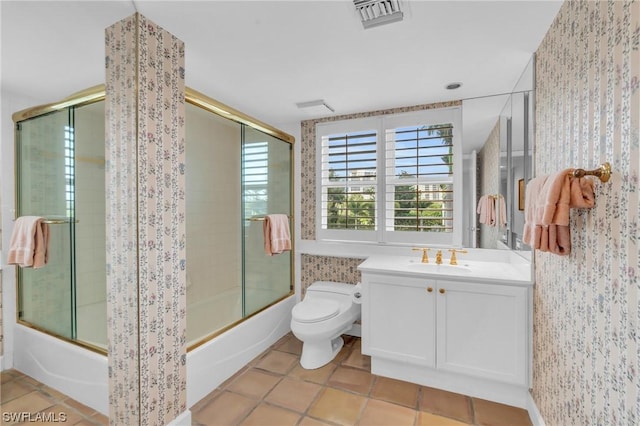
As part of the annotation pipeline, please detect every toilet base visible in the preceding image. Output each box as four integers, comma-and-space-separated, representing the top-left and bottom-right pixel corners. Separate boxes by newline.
300, 336, 344, 370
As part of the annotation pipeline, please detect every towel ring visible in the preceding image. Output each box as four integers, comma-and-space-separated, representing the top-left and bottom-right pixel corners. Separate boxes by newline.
571, 162, 611, 183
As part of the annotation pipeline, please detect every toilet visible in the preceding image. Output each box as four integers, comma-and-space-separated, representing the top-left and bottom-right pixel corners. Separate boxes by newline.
291, 281, 362, 369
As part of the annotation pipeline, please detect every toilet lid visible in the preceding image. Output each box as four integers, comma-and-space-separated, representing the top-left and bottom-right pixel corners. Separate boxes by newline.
292, 299, 340, 323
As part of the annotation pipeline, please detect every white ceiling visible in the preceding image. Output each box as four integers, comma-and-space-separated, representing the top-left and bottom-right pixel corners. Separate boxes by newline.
1, 0, 562, 142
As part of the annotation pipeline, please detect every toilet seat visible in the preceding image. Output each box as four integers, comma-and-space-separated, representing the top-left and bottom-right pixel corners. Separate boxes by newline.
292, 299, 340, 323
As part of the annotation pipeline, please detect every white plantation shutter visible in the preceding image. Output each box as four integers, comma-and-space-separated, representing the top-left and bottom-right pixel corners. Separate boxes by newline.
316, 109, 461, 245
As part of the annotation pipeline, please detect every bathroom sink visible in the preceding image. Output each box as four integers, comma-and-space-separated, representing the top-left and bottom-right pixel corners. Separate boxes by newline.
407, 261, 471, 274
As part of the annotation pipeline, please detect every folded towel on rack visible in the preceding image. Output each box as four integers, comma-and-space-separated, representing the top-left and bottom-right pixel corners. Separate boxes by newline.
7, 216, 50, 268
263, 214, 291, 256
523, 170, 595, 255
569, 176, 595, 208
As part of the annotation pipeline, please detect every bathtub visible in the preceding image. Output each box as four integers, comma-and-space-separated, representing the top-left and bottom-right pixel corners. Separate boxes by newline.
13, 294, 295, 415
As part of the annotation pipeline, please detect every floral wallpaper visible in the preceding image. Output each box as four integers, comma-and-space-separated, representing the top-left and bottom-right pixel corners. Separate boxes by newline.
105, 13, 186, 425
479, 120, 500, 249
533, 1, 639, 425
300, 255, 362, 294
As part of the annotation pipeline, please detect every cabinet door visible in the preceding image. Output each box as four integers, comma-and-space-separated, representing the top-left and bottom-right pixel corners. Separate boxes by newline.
363, 274, 436, 367
436, 280, 527, 385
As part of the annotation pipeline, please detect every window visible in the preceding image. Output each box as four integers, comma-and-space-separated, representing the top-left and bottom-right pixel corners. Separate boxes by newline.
316, 108, 461, 245
243, 141, 268, 219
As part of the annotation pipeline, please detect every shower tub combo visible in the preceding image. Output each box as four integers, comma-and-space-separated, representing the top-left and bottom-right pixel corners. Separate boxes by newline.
11, 86, 295, 414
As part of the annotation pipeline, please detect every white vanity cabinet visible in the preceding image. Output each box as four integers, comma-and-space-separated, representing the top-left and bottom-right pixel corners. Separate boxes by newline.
360, 270, 531, 408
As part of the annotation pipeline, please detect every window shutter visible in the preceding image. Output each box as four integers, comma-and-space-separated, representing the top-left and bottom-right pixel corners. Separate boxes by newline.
320, 130, 377, 231
385, 123, 454, 233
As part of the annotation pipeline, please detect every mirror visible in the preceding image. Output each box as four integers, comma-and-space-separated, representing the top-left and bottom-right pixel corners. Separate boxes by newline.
461, 56, 534, 251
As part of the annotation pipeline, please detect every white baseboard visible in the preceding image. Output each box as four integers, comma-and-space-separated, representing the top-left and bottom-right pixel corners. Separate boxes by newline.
527, 392, 546, 426
167, 410, 191, 426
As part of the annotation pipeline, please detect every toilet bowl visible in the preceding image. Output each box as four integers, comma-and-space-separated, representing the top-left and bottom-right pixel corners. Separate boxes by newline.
291, 281, 361, 369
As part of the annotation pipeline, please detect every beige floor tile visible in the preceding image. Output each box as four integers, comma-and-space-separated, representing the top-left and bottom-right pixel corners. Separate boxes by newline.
419, 387, 473, 423
239, 403, 300, 426
1, 371, 18, 384
359, 398, 417, 426
192, 391, 257, 426
16, 403, 84, 425
473, 398, 532, 426
288, 362, 337, 385
227, 369, 281, 400
327, 366, 375, 395
370, 376, 420, 408
264, 377, 322, 413
308, 387, 367, 426
73, 421, 97, 426
218, 365, 250, 388
64, 398, 96, 417
418, 412, 471, 426
341, 340, 371, 371
190, 389, 222, 413
298, 417, 334, 426
1, 391, 54, 418
1, 379, 33, 403
275, 334, 303, 355
88, 412, 109, 425
39, 384, 69, 401
255, 350, 298, 375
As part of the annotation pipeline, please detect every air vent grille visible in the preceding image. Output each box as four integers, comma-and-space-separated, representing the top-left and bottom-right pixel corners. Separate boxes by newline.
354, 0, 403, 29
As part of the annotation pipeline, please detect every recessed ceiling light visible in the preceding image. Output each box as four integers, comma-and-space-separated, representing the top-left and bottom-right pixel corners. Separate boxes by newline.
446, 82, 462, 90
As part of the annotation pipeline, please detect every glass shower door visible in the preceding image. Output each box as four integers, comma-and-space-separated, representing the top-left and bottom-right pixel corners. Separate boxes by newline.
16, 109, 75, 339
242, 126, 292, 316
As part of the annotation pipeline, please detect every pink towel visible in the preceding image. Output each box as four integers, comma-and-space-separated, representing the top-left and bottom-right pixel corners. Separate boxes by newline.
477, 195, 496, 226
7, 216, 50, 268
263, 214, 291, 256
497, 196, 507, 227
523, 170, 595, 256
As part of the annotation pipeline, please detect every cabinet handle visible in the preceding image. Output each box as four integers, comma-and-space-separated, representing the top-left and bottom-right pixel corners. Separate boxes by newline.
426, 287, 433, 293
439, 288, 446, 294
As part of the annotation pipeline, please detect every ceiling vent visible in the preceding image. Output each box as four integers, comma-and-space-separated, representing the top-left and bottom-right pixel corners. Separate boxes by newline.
296, 99, 335, 116
355, 0, 403, 29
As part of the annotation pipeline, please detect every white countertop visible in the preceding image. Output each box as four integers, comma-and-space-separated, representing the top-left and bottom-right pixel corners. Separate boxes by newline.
357, 254, 533, 286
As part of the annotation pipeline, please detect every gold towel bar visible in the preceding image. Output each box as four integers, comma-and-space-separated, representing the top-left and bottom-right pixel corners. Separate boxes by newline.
247, 215, 291, 222
570, 162, 611, 183
12, 217, 78, 224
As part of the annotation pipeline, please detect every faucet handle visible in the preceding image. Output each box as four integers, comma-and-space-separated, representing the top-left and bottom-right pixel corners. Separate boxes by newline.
448, 249, 468, 265
412, 247, 431, 263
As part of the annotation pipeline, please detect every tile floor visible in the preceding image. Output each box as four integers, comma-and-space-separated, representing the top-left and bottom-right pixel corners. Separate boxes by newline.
1, 334, 533, 426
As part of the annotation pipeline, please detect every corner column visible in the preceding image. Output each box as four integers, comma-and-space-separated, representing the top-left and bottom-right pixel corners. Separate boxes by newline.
105, 13, 187, 425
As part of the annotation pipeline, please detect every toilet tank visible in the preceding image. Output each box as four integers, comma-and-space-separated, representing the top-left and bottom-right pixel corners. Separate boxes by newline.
307, 281, 354, 295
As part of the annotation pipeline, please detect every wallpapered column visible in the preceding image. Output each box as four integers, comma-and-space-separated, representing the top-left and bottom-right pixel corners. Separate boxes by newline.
105, 14, 186, 425
533, 1, 638, 425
